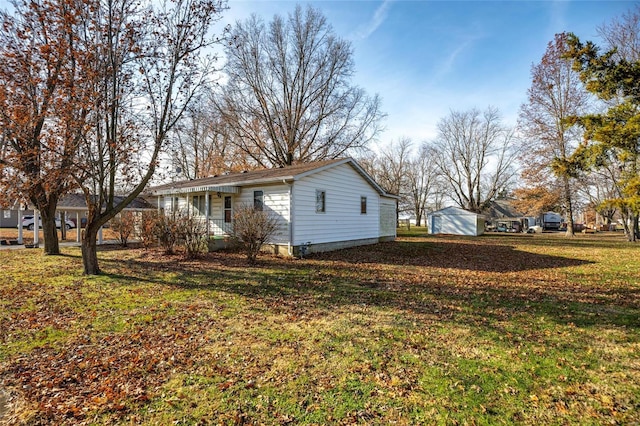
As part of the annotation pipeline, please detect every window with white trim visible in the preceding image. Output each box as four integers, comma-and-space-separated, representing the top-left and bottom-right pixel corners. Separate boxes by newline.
224, 196, 232, 223
316, 190, 326, 213
254, 190, 264, 211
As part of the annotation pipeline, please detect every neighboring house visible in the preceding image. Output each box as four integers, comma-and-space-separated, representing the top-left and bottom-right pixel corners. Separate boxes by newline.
427, 206, 485, 236
483, 199, 532, 233
1, 194, 154, 245
147, 158, 398, 256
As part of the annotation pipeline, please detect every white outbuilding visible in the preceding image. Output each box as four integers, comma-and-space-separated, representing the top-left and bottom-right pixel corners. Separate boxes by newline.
427, 206, 485, 236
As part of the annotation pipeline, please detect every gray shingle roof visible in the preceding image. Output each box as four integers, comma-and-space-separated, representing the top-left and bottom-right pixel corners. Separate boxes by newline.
58, 193, 155, 211
147, 158, 393, 197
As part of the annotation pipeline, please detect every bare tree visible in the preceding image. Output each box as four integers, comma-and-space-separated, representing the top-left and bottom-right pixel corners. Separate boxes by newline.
407, 144, 440, 226
598, 4, 640, 62
359, 138, 412, 224
375, 138, 413, 197
432, 107, 517, 213
218, 5, 384, 167
74, 0, 226, 274
578, 162, 621, 227
169, 94, 257, 180
359, 139, 442, 226
518, 33, 591, 236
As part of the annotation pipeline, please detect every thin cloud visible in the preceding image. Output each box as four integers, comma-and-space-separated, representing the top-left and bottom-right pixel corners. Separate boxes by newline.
354, 0, 394, 40
429, 33, 482, 85
548, 0, 569, 34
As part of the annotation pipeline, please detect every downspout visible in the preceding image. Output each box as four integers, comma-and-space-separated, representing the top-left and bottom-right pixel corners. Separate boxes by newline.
285, 179, 293, 256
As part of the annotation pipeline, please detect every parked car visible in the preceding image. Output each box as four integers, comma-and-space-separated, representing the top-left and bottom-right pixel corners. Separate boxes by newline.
496, 223, 508, 232
20, 215, 76, 230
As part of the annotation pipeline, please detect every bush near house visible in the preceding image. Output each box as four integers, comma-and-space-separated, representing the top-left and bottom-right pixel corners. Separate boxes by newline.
0, 233, 638, 425
111, 212, 137, 247
231, 203, 279, 264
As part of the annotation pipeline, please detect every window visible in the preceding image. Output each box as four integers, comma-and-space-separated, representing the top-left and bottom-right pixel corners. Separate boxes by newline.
224, 196, 232, 223
168, 196, 179, 212
361, 196, 367, 214
254, 190, 264, 211
316, 190, 326, 213
192, 195, 206, 215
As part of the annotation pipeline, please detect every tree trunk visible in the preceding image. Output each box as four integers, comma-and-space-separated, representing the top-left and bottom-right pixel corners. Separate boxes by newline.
40, 203, 60, 255
563, 177, 575, 237
81, 225, 101, 275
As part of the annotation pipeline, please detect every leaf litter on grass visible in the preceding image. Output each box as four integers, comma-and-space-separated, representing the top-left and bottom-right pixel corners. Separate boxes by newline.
0, 234, 639, 424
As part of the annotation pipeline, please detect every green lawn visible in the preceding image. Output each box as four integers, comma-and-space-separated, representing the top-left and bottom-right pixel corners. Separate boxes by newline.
0, 232, 639, 425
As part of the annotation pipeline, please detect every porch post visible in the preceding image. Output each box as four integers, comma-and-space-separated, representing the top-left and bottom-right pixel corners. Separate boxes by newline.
33, 210, 39, 246
17, 208, 23, 244
76, 212, 81, 242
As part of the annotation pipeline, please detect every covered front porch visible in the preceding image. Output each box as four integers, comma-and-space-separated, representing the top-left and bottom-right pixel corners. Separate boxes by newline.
154, 184, 241, 239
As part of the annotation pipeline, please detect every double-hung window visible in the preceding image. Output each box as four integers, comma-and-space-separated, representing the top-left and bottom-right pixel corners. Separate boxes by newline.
316, 190, 326, 213
361, 196, 367, 214
254, 190, 264, 211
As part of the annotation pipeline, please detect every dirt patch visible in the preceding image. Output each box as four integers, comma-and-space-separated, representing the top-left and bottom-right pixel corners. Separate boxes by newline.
0, 387, 10, 425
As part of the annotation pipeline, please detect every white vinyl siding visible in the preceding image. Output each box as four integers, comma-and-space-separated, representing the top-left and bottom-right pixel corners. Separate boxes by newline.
236, 184, 291, 244
161, 195, 189, 213
427, 207, 484, 236
293, 163, 380, 245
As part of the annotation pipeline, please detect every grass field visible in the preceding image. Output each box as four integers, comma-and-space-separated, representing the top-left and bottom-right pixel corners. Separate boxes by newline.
0, 230, 639, 425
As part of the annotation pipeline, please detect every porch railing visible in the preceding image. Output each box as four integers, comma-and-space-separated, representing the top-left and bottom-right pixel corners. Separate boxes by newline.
207, 218, 233, 237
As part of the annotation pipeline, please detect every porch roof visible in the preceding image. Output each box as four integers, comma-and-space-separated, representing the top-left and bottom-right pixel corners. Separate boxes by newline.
151, 185, 240, 196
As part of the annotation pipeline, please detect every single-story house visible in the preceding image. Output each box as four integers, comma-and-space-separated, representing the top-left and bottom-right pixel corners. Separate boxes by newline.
146, 158, 398, 256
427, 206, 485, 236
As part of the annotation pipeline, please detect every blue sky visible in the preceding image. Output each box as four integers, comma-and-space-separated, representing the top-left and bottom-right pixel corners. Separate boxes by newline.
222, 0, 636, 147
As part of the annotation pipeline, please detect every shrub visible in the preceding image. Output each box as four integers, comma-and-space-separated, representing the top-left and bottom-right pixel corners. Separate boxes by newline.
111, 211, 137, 247
138, 211, 159, 249
231, 203, 279, 264
154, 212, 181, 255
177, 213, 208, 259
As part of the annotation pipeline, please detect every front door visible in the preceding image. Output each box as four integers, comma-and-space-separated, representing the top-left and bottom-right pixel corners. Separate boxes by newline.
223, 196, 232, 233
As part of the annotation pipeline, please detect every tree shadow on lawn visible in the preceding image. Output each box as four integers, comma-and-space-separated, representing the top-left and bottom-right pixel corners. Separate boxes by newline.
483, 232, 635, 250
310, 239, 593, 273
96, 243, 639, 331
